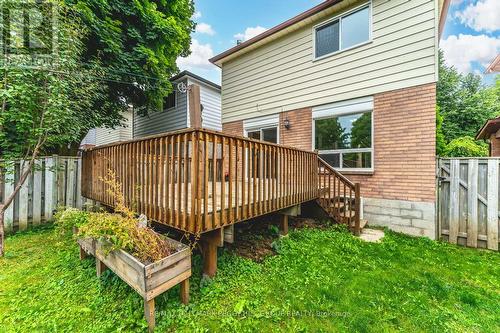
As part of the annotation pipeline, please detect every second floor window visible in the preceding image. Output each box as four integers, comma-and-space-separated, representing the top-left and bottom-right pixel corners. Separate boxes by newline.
314, 4, 370, 59
164, 91, 176, 110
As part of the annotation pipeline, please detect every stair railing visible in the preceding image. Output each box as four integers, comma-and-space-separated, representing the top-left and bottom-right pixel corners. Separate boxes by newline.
317, 157, 361, 235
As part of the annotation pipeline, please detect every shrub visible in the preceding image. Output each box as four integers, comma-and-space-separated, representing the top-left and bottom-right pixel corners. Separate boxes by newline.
54, 208, 89, 234
59, 170, 175, 264
443, 136, 489, 157
78, 212, 173, 264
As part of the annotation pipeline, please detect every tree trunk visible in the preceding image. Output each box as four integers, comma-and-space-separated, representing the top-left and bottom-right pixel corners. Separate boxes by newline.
0, 158, 37, 257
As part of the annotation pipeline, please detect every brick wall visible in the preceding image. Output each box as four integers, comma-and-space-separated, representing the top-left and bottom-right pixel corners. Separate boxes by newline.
222, 120, 243, 137
222, 120, 244, 180
490, 133, 500, 157
221, 83, 436, 203
279, 108, 312, 151
348, 83, 436, 202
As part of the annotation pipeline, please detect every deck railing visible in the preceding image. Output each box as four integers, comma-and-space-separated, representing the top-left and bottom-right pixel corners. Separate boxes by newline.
82, 128, 319, 234
317, 158, 361, 235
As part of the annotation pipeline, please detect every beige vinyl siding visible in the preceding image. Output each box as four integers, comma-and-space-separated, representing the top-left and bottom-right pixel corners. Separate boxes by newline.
220, 0, 438, 123
95, 109, 133, 146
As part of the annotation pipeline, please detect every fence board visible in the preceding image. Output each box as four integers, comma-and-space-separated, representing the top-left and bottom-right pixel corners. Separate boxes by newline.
4, 168, 14, 233
439, 158, 500, 250
32, 160, 43, 225
18, 162, 30, 231
1, 156, 83, 234
486, 160, 499, 251
466, 160, 478, 248
448, 160, 460, 244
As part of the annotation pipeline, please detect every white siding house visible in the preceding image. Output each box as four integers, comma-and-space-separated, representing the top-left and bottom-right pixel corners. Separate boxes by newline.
81, 71, 221, 147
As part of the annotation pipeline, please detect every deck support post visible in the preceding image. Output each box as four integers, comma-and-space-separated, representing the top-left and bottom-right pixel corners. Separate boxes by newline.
188, 85, 202, 129
180, 279, 190, 304
201, 229, 221, 277
96, 258, 107, 277
79, 245, 87, 260
279, 214, 289, 236
144, 298, 155, 332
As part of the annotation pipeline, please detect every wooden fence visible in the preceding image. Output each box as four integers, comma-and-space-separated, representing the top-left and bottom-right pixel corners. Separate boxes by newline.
82, 128, 319, 234
438, 158, 499, 251
0, 156, 83, 233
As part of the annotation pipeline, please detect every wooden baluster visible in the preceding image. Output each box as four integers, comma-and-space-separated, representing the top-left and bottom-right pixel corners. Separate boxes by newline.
220, 136, 226, 225
349, 187, 353, 227
270, 146, 274, 211
259, 143, 262, 214
170, 135, 176, 226
265, 145, 269, 213
204, 132, 210, 230
241, 140, 246, 220
252, 142, 257, 217
228, 138, 233, 223
165, 136, 171, 222
235, 139, 240, 221
158, 138, 164, 222
190, 131, 198, 233
177, 135, 182, 229
152, 139, 158, 221
183, 133, 189, 230
212, 134, 218, 228
343, 183, 347, 223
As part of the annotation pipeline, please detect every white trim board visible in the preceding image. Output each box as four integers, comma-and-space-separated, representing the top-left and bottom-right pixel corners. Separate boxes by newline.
312, 96, 373, 119
243, 114, 280, 131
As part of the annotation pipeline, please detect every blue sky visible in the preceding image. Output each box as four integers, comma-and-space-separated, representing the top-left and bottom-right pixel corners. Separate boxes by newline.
178, 0, 500, 86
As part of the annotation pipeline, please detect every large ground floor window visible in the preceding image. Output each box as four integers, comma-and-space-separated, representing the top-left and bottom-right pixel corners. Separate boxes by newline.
244, 115, 280, 179
313, 97, 374, 172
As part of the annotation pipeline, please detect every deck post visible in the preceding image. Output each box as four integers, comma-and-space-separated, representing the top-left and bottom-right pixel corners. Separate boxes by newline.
144, 298, 155, 332
201, 229, 221, 277
79, 245, 87, 260
188, 85, 202, 129
96, 258, 107, 277
279, 214, 289, 236
180, 279, 190, 304
354, 183, 361, 236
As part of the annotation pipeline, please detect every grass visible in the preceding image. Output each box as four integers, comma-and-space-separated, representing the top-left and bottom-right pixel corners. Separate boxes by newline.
1, 223, 499, 332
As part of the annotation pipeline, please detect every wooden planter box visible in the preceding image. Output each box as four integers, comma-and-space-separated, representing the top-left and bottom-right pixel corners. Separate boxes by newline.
77, 236, 191, 331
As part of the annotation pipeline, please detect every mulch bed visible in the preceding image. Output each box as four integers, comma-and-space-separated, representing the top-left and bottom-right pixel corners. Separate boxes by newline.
226, 215, 330, 262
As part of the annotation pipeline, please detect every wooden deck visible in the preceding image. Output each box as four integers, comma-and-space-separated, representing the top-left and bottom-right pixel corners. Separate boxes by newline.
81, 86, 362, 277
82, 128, 319, 234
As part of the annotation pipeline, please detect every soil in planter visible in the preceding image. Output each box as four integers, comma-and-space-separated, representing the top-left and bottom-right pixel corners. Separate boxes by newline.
226, 215, 329, 262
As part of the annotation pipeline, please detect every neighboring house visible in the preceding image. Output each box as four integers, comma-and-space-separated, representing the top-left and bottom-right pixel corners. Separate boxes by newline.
210, 0, 450, 239
80, 71, 221, 147
476, 118, 500, 156
476, 55, 500, 156
485, 54, 500, 74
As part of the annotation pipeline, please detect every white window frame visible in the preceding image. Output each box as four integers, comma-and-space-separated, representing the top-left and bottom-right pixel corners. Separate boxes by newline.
243, 115, 280, 180
313, 1, 372, 61
312, 97, 374, 173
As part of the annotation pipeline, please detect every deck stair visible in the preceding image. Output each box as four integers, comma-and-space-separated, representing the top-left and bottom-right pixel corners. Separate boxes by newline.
316, 158, 365, 235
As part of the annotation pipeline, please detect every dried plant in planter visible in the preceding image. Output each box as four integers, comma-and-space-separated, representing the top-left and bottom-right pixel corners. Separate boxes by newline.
77, 170, 174, 264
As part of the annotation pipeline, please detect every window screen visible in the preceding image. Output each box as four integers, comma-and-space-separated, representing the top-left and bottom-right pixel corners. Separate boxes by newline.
315, 20, 340, 58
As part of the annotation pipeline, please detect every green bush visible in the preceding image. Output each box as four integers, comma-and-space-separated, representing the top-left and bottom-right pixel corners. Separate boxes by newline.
443, 136, 489, 157
54, 208, 89, 234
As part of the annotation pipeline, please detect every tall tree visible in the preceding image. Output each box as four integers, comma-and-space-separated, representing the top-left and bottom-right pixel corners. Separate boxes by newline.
437, 51, 500, 143
0, 3, 112, 256
64, 0, 195, 115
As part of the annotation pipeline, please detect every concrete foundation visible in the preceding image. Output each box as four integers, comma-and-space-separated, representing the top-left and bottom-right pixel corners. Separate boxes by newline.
363, 198, 436, 240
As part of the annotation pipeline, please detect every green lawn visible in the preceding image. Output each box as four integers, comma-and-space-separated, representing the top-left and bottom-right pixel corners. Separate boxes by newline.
1, 223, 499, 332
